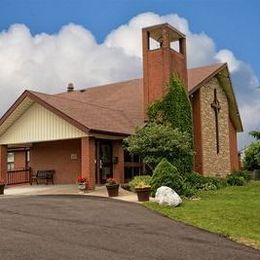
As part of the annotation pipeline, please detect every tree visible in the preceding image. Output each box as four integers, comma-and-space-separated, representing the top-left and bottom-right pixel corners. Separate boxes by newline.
249, 131, 260, 140
123, 122, 194, 174
243, 142, 260, 170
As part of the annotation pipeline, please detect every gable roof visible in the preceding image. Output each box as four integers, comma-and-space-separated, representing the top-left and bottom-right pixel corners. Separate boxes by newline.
188, 63, 243, 132
0, 63, 243, 138
188, 63, 225, 93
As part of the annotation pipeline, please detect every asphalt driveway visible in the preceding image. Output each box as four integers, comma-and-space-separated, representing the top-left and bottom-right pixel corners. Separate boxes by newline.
0, 195, 259, 260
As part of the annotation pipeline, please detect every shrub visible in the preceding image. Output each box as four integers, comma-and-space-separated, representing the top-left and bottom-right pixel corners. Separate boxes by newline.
184, 172, 227, 190
200, 183, 217, 191
150, 158, 185, 196
231, 169, 251, 182
203, 176, 227, 189
227, 175, 246, 186
129, 175, 151, 192
180, 181, 197, 197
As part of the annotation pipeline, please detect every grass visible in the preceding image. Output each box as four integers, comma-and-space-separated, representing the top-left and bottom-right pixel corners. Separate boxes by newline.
144, 181, 260, 249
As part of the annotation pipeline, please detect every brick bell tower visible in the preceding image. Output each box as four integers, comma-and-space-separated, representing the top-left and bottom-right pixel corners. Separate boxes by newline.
142, 23, 188, 117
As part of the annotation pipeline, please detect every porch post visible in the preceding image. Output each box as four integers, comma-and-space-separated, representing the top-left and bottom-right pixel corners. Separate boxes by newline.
113, 140, 124, 183
0, 145, 7, 183
81, 137, 96, 190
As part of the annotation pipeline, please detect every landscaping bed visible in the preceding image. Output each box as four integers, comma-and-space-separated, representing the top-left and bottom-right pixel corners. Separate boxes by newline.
144, 181, 260, 249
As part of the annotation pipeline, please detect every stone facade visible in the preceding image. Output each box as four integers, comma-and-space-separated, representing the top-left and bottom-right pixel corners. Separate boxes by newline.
200, 77, 231, 176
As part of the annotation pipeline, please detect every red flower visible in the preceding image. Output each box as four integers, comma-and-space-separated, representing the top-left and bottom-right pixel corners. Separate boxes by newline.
77, 176, 87, 183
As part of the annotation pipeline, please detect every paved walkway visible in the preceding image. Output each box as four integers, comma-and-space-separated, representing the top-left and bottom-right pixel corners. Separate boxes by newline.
3, 184, 146, 203
0, 195, 259, 260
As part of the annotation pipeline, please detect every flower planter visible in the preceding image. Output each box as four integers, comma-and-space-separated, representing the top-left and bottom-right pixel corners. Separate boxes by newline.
106, 184, 119, 197
78, 182, 88, 192
135, 187, 151, 202
0, 184, 5, 195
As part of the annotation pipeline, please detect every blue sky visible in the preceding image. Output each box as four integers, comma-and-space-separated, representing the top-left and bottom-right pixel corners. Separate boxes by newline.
1, 0, 259, 75
0, 0, 259, 148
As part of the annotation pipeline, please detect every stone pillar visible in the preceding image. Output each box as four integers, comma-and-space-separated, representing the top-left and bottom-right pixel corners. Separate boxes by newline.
113, 140, 124, 183
0, 145, 7, 183
81, 137, 96, 190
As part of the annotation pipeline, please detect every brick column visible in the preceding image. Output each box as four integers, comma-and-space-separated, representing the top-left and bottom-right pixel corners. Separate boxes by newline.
113, 140, 124, 184
0, 145, 7, 183
81, 137, 96, 190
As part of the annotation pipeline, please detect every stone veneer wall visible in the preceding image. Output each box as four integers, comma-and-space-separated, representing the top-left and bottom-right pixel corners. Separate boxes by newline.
200, 77, 231, 176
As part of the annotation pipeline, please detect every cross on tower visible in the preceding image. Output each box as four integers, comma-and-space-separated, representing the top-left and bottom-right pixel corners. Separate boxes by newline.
211, 89, 221, 154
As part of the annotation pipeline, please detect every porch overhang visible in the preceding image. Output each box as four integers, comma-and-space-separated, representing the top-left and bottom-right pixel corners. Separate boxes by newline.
0, 99, 88, 145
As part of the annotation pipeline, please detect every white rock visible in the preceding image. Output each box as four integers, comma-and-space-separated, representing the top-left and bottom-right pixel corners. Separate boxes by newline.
155, 186, 182, 207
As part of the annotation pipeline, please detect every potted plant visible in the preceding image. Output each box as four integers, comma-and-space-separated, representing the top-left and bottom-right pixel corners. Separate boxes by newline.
77, 176, 88, 192
129, 175, 152, 202
0, 180, 5, 195
134, 181, 151, 202
106, 178, 119, 197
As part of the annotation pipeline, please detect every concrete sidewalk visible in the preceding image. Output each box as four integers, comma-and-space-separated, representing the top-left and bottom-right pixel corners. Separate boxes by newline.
2, 184, 150, 203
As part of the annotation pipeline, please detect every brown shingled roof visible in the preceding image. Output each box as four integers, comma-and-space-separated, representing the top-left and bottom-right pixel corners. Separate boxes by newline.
0, 63, 242, 136
188, 63, 225, 92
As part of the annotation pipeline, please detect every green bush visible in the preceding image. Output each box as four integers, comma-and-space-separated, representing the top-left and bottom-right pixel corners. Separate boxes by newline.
180, 181, 197, 197
150, 158, 189, 196
200, 183, 217, 191
128, 175, 151, 191
184, 172, 227, 190
203, 176, 227, 189
230, 169, 251, 182
227, 175, 246, 186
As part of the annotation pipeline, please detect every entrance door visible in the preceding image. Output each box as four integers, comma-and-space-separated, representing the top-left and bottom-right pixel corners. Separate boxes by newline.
97, 141, 113, 184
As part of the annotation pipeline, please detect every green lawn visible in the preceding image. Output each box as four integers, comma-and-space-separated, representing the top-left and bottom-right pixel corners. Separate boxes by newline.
144, 181, 260, 249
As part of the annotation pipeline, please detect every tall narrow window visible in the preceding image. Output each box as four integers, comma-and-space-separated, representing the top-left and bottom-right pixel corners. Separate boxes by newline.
7, 152, 14, 171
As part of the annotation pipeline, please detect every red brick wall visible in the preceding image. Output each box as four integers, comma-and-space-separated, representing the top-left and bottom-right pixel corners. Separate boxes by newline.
30, 139, 81, 184
0, 145, 7, 182
191, 90, 203, 174
229, 118, 240, 171
112, 140, 124, 183
143, 26, 188, 114
81, 137, 96, 189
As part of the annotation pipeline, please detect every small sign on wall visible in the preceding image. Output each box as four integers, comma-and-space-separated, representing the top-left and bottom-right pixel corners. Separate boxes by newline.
71, 153, 78, 160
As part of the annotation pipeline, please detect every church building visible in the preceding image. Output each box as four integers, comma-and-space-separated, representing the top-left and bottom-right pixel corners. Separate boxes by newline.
0, 23, 243, 189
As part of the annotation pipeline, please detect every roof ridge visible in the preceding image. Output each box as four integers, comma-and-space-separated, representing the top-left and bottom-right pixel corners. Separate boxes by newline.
188, 62, 226, 71
35, 90, 128, 113
56, 78, 143, 95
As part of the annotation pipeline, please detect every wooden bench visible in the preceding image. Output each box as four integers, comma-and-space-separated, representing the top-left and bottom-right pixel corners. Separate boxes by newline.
30, 170, 55, 185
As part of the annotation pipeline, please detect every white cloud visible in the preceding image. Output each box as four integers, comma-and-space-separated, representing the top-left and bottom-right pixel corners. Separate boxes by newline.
0, 23, 141, 111
0, 12, 259, 148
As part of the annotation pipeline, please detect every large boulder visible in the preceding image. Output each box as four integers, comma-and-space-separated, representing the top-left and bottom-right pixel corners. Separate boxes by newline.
155, 186, 182, 207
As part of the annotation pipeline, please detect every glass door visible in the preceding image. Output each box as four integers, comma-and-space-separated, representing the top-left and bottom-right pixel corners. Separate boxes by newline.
99, 141, 113, 184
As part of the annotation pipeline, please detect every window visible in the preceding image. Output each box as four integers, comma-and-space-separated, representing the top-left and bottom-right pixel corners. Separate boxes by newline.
7, 152, 14, 171
26, 150, 30, 163
124, 151, 144, 182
